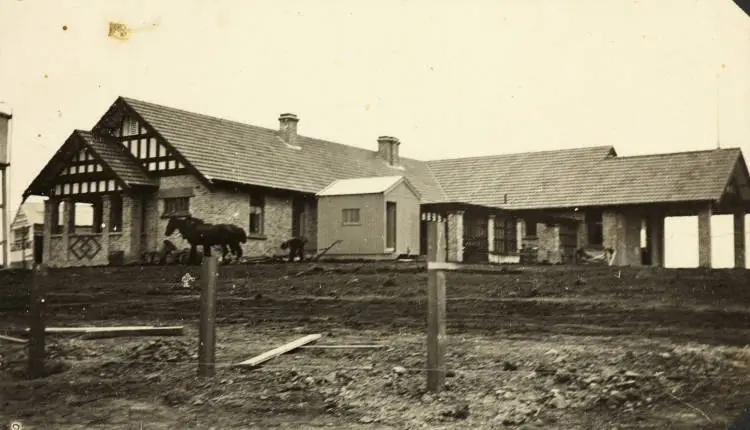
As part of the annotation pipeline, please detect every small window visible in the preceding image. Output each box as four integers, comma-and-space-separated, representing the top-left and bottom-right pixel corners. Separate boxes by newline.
342, 208, 361, 226
163, 197, 190, 217
525, 219, 537, 237
123, 117, 139, 137
249, 195, 264, 235
109, 195, 123, 233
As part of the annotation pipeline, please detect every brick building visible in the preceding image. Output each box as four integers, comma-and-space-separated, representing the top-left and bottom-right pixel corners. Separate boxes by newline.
22, 96, 750, 268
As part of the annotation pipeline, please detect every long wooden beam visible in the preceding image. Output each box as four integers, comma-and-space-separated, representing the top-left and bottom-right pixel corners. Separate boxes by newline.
22, 325, 184, 339
235, 334, 322, 368
0, 334, 28, 344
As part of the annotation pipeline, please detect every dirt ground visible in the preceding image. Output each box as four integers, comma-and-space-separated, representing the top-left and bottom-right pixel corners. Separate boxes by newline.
2, 262, 750, 429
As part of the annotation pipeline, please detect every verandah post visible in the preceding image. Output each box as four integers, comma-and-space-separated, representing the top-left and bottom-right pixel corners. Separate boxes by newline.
198, 255, 218, 377
426, 221, 447, 392
28, 263, 48, 379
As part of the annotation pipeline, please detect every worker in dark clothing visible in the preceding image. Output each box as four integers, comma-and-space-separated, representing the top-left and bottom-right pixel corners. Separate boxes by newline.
281, 236, 308, 262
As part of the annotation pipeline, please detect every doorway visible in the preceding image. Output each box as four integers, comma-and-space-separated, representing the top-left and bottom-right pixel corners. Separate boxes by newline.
386, 202, 397, 250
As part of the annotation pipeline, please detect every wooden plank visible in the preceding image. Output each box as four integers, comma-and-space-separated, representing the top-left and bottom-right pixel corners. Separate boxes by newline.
23, 326, 184, 338
426, 222, 447, 393
299, 344, 386, 349
235, 334, 322, 367
0, 334, 27, 344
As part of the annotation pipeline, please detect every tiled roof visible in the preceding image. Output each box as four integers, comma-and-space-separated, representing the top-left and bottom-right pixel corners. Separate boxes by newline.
582, 148, 742, 207
428, 147, 743, 209
76, 130, 157, 187
427, 146, 618, 208
117, 96, 746, 210
121, 97, 447, 203
317, 176, 406, 197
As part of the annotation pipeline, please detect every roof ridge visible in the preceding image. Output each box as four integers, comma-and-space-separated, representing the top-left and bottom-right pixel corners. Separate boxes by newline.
426, 145, 615, 163
608, 147, 742, 160
121, 95, 432, 165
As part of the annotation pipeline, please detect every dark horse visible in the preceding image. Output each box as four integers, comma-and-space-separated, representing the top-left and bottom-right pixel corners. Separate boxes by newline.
164, 216, 247, 265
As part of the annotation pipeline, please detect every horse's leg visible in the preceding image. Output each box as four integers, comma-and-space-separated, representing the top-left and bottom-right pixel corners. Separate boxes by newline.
188, 245, 197, 266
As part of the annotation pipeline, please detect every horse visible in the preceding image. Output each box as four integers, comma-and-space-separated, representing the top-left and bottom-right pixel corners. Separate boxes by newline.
164, 215, 247, 265
281, 236, 308, 262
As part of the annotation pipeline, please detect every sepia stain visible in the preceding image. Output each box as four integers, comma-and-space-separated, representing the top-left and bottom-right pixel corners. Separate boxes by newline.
37, 133, 41, 138
62, 25, 68, 31
108, 22, 131, 40
109, 19, 160, 41
721, 63, 726, 69
44, 74, 48, 79
641, 34, 647, 40
364, 104, 370, 112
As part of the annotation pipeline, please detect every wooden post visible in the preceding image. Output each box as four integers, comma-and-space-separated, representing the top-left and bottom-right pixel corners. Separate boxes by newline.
198, 255, 218, 377
28, 264, 47, 379
426, 221, 447, 392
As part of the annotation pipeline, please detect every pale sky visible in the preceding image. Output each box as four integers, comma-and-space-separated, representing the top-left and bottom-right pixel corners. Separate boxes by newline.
1, 0, 749, 266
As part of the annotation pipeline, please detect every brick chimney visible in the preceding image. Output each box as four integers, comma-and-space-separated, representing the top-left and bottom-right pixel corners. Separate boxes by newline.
377, 136, 400, 166
279, 113, 299, 146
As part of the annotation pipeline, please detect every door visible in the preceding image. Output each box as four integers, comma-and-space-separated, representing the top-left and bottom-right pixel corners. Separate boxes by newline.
292, 197, 305, 238
33, 235, 43, 264
386, 202, 397, 250
463, 214, 488, 263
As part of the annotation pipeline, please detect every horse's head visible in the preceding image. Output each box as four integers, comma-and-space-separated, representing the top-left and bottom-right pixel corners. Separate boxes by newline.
165, 216, 186, 237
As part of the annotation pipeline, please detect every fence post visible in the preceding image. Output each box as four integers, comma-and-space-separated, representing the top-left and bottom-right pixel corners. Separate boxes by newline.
426, 221, 447, 392
28, 263, 47, 379
198, 255, 218, 377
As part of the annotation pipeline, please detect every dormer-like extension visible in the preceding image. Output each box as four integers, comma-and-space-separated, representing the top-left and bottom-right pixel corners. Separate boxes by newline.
279, 113, 300, 148
377, 136, 401, 167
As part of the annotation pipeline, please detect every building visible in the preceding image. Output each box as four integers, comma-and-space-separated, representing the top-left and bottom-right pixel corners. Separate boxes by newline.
22, 96, 750, 268
9, 200, 44, 268
316, 175, 421, 259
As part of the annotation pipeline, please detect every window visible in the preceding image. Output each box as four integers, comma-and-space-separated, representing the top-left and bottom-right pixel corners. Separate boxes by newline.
123, 117, 139, 137
163, 197, 190, 217
342, 208, 360, 226
494, 218, 518, 254
249, 195, 264, 235
109, 195, 123, 233
525, 219, 537, 237
587, 210, 603, 246
12, 227, 29, 251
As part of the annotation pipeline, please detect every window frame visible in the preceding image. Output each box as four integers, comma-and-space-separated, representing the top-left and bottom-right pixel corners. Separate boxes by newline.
494, 218, 518, 254
342, 208, 361, 226
249, 195, 265, 236
162, 197, 191, 218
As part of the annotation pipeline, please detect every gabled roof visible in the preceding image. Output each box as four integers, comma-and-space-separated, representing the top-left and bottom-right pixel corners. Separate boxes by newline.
428, 146, 746, 209
76, 131, 156, 187
580, 148, 744, 207
118, 97, 447, 203
316, 176, 420, 197
427, 146, 618, 208
11, 201, 45, 228
23, 130, 156, 198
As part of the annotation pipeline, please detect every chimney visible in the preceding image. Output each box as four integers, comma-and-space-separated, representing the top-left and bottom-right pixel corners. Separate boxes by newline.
278, 113, 299, 146
377, 136, 400, 166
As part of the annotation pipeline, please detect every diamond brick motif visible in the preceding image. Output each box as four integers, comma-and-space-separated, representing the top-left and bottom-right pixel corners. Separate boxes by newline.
70, 236, 102, 260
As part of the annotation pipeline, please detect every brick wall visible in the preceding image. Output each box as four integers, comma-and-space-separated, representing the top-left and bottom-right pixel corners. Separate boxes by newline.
153, 175, 295, 258
537, 223, 561, 264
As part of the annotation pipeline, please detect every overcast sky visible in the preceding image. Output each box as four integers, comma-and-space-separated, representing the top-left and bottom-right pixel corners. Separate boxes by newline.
1, 0, 749, 266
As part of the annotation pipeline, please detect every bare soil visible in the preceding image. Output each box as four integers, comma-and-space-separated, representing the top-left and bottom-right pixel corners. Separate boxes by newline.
2, 262, 750, 429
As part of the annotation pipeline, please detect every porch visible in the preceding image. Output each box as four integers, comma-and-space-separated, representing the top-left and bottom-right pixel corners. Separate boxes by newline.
43, 192, 146, 268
